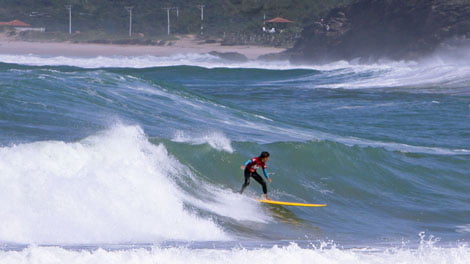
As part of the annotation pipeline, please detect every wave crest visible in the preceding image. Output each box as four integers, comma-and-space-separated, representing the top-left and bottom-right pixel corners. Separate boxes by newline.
0, 124, 229, 244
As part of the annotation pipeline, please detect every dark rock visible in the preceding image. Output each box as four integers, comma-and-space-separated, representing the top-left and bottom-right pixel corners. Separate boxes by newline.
290, 0, 470, 63
257, 52, 291, 61
209, 51, 249, 62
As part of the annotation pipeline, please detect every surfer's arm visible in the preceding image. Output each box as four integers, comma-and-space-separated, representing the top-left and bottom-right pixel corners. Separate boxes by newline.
263, 168, 271, 182
241, 159, 252, 170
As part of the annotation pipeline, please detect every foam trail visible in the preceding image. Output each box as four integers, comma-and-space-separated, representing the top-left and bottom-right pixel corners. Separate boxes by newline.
181, 181, 270, 223
0, 125, 229, 244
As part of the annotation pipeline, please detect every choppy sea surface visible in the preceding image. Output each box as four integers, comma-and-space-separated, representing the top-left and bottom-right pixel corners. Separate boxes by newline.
0, 50, 469, 263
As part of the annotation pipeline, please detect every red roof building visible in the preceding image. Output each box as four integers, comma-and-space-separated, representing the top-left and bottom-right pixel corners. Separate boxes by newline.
265, 17, 294, 23
0, 20, 31, 27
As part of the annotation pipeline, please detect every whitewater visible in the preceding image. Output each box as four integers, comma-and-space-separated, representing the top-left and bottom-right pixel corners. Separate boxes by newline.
0, 50, 469, 263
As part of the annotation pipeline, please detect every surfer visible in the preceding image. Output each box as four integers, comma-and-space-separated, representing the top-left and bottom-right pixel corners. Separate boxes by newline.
240, 151, 272, 200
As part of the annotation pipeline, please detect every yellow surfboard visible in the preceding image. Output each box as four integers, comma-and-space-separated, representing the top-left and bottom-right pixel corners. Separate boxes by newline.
258, 199, 327, 207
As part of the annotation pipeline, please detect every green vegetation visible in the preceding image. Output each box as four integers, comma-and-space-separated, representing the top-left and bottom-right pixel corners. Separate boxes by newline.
0, 0, 351, 45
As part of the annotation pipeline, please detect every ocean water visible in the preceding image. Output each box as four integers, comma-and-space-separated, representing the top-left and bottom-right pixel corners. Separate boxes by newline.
0, 51, 469, 263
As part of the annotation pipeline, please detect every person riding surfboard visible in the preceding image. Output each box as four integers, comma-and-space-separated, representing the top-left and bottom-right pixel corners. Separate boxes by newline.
240, 151, 272, 200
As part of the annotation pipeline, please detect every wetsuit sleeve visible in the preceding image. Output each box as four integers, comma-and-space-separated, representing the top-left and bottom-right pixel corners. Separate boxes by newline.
263, 168, 270, 179
244, 159, 252, 166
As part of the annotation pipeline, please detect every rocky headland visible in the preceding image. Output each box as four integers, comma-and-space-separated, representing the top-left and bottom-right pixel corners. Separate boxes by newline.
289, 0, 470, 63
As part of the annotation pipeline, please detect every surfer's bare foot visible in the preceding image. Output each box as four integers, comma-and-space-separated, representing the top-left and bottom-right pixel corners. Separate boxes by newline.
264, 195, 272, 200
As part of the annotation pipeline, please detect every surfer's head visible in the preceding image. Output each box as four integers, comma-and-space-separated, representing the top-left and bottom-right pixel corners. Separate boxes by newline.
259, 151, 270, 162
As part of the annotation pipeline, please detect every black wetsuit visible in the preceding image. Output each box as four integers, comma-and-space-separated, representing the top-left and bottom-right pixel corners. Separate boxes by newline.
240, 168, 268, 194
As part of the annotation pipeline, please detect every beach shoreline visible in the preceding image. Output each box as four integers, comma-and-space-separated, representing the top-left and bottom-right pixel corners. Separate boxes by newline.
0, 34, 286, 59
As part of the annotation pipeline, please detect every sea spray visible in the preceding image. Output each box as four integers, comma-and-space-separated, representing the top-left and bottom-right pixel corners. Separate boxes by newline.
172, 130, 234, 153
0, 125, 229, 244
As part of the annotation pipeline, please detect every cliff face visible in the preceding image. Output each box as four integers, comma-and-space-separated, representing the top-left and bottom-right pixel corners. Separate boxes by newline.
290, 0, 470, 62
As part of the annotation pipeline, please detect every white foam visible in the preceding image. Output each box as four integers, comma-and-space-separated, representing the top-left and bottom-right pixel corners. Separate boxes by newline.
0, 53, 412, 72
253, 114, 273, 121
314, 54, 470, 91
0, 53, 301, 70
2, 49, 470, 93
456, 224, 470, 233
332, 136, 470, 155
172, 130, 234, 153
0, 242, 468, 264
0, 124, 231, 244
0, 53, 407, 72
182, 185, 270, 223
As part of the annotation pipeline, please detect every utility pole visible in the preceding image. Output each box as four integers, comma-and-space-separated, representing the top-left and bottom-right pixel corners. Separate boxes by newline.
163, 7, 172, 35
197, 4, 205, 35
65, 5, 72, 34
125, 6, 134, 37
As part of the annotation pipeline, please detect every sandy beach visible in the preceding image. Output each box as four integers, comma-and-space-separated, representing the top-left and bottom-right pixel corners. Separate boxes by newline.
0, 34, 285, 59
